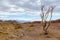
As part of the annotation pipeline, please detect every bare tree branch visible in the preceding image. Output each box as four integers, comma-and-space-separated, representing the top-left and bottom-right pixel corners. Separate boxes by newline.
40, 5, 55, 34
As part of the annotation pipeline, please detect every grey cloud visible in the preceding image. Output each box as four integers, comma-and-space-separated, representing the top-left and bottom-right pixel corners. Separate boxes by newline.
29, 0, 37, 2
0, 6, 10, 12
42, 0, 60, 6
8, 0, 40, 11
54, 7, 60, 13
0, 0, 60, 13
18, 3, 40, 11
41, 0, 60, 13
0, 0, 40, 12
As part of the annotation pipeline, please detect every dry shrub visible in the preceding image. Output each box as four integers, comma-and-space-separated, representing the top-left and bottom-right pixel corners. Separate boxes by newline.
29, 24, 34, 27
15, 24, 22, 29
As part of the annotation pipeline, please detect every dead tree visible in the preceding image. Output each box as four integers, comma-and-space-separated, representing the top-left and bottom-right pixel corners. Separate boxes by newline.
40, 5, 55, 34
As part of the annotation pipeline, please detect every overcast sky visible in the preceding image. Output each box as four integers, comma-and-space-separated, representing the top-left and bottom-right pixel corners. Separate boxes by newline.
0, 0, 60, 21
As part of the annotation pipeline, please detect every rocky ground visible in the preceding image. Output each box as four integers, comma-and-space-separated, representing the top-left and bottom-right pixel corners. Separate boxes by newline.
0, 21, 60, 40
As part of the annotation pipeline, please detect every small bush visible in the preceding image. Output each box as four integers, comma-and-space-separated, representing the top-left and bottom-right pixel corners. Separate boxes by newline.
15, 24, 22, 29
29, 24, 34, 27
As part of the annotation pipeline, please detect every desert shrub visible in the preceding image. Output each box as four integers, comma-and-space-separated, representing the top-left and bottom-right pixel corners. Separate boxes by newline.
29, 24, 34, 27
15, 24, 22, 29
0, 32, 8, 40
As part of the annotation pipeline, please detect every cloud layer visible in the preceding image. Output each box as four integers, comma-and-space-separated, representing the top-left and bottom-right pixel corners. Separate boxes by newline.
0, 0, 60, 21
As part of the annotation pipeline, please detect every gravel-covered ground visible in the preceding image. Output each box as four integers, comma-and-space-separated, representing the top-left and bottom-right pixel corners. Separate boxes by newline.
0, 22, 60, 40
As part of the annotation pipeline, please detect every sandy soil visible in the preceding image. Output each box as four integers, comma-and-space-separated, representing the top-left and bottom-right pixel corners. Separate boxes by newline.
0, 22, 60, 40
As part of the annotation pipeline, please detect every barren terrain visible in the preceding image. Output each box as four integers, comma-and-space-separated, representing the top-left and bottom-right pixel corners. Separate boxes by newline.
0, 20, 60, 40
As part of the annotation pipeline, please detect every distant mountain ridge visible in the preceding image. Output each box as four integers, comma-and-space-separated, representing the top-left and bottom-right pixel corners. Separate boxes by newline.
0, 19, 60, 23
0, 20, 31, 23
24, 19, 60, 24
51, 19, 60, 23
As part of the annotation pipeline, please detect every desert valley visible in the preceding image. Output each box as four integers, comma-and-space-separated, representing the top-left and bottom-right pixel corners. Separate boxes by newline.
0, 19, 60, 40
